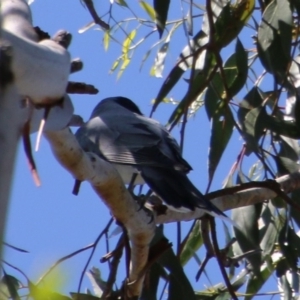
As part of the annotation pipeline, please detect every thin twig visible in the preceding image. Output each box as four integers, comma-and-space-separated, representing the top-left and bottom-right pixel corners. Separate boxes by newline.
77, 218, 114, 293
195, 253, 210, 281
37, 244, 93, 285
3, 242, 29, 253
103, 234, 124, 298
210, 217, 238, 300
83, 0, 110, 30
2, 260, 30, 283
176, 222, 181, 256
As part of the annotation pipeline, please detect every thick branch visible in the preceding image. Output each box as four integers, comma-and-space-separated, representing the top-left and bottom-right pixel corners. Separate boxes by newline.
0, 41, 21, 261
156, 173, 300, 224
2, 0, 70, 104
44, 128, 155, 298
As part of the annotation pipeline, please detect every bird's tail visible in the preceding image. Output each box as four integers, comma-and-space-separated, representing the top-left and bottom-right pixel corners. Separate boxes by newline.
140, 167, 237, 227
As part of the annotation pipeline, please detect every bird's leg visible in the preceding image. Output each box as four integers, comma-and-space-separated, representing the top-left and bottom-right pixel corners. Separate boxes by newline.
127, 174, 153, 220
128, 173, 138, 192
136, 189, 155, 223
136, 189, 152, 211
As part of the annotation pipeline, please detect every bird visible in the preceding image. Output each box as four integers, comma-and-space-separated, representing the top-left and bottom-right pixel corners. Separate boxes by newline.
75, 96, 227, 218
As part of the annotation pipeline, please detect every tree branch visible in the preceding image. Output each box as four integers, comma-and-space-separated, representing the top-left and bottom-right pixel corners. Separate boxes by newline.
44, 128, 155, 298
2, 0, 70, 105
0, 41, 21, 261
156, 172, 300, 224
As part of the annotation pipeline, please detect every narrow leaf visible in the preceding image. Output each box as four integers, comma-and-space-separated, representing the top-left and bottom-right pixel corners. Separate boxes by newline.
154, 0, 170, 38
140, 1, 156, 21
122, 29, 136, 59
151, 40, 169, 78
103, 31, 110, 51
244, 263, 273, 300
140, 263, 164, 300
118, 58, 131, 79
180, 220, 203, 266
232, 203, 262, 275
154, 227, 196, 300
152, 30, 208, 114
1, 275, 20, 300
86, 268, 106, 298
257, 0, 293, 77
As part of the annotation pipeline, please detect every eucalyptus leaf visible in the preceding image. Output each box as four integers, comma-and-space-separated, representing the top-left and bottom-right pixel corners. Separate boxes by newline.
140, 263, 165, 300
153, 0, 170, 38
180, 220, 203, 266
257, 0, 293, 78
232, 203, 262, 274
244, 265, 273, 300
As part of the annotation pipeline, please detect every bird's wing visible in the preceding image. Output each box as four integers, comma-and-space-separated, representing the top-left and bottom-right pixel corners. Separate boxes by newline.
140, 166, 227, 216
76, 111, 191, 172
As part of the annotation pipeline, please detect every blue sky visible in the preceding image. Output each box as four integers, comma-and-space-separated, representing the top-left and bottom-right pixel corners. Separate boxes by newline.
3, 0, 281, 298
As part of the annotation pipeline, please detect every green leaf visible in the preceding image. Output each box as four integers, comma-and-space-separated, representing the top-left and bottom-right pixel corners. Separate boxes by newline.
152, 30, 208, 113
29, 281, 72, 300
117, 58, 131, 79
154, 0, 170, 38
167, 51, 217, 126
213, 0, 254, 49
278, 275, 293, 300
180, 220, 203, 266
150, 23, 180, 77
109, 56, 122, 74
257, 0, 293, 78
140, 1, 156, 21
140, 49, 152, 71
278, 136, 300, 164
140, 263, 164, 300
164, 15, 248, 126
118, 30, 137, 78
232, 203, 262, 275
168, 37, 246, 129
103, 31, 110, 51
264, 115, 300, 139
204, 38, 248, 180
215, 292, 231, 300
206, 92, 234, 181
201, 0, 227, 35
222, 222, 235, 279
244, 264, 273, 300
259, 203, 283, 256
122, 29, 136, 59
290, 190, 300, 227
151, 40, 169, 77
244, 106, 266, 147
223, 39, 248, 97
278, 225, 300, 270
237, 87, 266, 153
272, 135, 300, 175
1, 275, 20, 300
86, 268, 106, 298
154, 228, 196, 300
230, 270, 248, 292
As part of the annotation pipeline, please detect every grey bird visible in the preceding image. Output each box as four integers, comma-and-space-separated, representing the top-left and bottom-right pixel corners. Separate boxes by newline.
75, 97, 227, 217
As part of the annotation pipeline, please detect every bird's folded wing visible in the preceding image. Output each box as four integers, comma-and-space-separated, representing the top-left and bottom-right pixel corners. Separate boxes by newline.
76, 114, 191, 171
